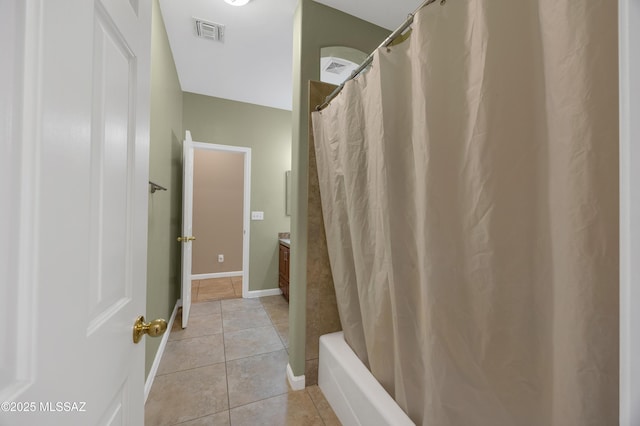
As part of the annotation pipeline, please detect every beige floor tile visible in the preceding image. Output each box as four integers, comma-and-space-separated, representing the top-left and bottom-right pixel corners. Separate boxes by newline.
226, 349, 289, 408
190, 300, 222, 317
191, 281, 199, 301
232, 282, 242, 297
157, 334, 225, 375
262, 303, 289, 325
203, 277, 233, 286
220, 298, 262, 313
273, 321, 289, 348
307, 385, 342, 426
229, 391, 324, 426
174, 411, 230, 425
145, 363, 228, 426
198, 279, 236, 302
169, 314, 223, 341
259, 295, 288, 308
223, 325, 283, 361
222, 307, 271, 333
198, 291, 236, 303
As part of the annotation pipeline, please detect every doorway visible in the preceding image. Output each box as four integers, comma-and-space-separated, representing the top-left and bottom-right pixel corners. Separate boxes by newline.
181, 134, 251, 326
192, 146, 246, 299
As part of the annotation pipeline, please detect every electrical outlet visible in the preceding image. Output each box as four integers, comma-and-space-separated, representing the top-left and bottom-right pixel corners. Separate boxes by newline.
218, 254, 224, 263
251, 211, 264, 220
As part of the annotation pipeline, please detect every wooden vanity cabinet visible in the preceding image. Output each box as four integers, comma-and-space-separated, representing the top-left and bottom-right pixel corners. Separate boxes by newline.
279, 242, 290, 302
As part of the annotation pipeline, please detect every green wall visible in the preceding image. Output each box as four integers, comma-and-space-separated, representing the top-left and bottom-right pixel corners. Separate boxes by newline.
146, 0, 183, 378
182, 93, 292, 292
288, 0, 390, 377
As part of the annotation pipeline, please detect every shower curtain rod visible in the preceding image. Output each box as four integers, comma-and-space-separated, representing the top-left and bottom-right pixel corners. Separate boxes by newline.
316, 0, 442, 111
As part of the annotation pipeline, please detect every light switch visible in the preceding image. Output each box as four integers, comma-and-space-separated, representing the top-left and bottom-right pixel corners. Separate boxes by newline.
251, 211, 264, 220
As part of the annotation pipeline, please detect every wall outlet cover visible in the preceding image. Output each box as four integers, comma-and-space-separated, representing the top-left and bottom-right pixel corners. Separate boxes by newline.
218, 254, 224, 263
251, 211, 264, 220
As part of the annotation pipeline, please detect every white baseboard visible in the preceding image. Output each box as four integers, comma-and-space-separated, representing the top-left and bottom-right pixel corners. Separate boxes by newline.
287, 363, 305, 391
192, 271, 242, 280
144, 301, 179, 402
246, 288, 283, 299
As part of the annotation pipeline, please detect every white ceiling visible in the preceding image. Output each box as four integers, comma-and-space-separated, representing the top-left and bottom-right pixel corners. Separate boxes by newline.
159, 0, 423, 111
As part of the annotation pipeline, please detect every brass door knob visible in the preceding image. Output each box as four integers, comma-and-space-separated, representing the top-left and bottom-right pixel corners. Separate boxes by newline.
133, 316, 167, 344
177, 236, 196, 242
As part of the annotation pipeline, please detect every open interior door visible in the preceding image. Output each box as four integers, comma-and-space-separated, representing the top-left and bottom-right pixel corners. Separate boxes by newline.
180, 131, 195, 327
0, 0, 156, 425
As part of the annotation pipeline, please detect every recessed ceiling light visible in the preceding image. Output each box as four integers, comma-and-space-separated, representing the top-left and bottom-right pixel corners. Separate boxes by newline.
224, 0, 251, 6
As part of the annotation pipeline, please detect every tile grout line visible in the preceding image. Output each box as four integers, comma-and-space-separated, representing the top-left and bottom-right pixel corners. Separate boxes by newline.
154, 358, 226, 378
226, 388, 291, 412
221, 301, 233, 425
156, 302, 227, 378
260, 296, 290, 349
158, 301, 230, 426
306, 387, 330, 426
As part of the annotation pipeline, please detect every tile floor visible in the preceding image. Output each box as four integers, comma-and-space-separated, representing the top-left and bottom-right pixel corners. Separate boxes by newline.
145, 287, 340, 426
192, 276, 243, 303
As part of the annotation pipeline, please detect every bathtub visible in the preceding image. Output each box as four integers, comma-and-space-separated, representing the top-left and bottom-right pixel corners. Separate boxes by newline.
318, 332, 415, 426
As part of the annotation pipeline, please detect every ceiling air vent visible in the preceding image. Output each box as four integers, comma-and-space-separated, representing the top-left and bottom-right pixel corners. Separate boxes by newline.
324, 58, 349, 75
194, 18, 225, 42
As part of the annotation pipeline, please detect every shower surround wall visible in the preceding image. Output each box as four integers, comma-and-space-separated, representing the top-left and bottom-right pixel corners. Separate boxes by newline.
304, 81, 343, 385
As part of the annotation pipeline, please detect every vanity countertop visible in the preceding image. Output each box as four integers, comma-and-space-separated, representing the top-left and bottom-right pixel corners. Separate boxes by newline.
279, 238, 290, 248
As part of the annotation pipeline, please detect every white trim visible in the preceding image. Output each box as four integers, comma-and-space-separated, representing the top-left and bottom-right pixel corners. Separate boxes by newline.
192, 141, 250, 154
144, 301, 180, 402
246, 288, 283, 299
287, 363, 305, 391
620, 0, 640, 423
191, 271, 243, 280
189, 140, 251, 299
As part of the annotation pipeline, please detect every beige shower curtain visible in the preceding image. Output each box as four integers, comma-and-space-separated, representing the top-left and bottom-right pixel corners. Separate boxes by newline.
311, 0, 618, 425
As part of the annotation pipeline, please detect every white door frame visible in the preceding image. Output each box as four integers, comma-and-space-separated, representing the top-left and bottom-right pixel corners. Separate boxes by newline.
183, 135, 252, 301
619, 0, 639, 423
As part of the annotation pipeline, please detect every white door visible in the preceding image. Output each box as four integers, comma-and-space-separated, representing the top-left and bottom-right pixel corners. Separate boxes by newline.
0, 0, 152, 425
180, 132, 195, 327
